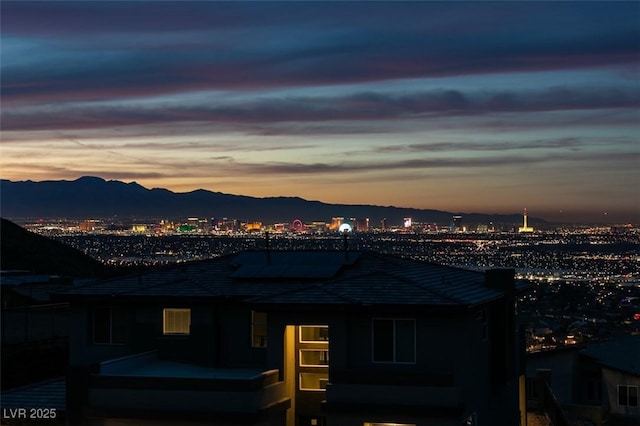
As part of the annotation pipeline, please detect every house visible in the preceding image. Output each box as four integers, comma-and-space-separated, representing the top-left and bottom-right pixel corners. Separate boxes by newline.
59, 249, 529, 426
526, 335, 640, 425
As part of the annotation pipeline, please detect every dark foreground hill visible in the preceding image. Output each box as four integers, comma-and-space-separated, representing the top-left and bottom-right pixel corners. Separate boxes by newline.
0, 176, 537, 226
0, 218, 109, 277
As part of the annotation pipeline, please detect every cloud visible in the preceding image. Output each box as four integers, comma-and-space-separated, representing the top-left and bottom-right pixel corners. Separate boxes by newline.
374, 138, 583, 153
2, 86, 638, 132
2, 2, 638, 105
217, 150, 640, 177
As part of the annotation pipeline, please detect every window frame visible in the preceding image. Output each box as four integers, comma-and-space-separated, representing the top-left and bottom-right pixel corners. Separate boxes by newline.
92, 306, 126, 345
371, 318, 416, 364
618, 385, 638, 407
299, 372, 329, 392
162, 308, 191, 335
299, 349, 330, 367
299, 325, 329, 343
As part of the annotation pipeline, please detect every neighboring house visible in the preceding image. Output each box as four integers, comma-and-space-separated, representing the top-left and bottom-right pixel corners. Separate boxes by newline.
1, 271, 71, 343
526, 335, 640, 425
58, 249, 529, 426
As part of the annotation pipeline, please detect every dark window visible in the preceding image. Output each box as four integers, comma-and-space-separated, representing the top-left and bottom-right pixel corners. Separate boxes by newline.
618, 385, 638, 407
372, 319, 415, 363
93, 306, 125, 344
395, 319, 415, 362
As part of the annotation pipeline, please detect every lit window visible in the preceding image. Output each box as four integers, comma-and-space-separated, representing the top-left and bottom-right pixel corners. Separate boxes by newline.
299, 372, 329, 391
163, 308, 191, 335
251, 311, 267, 348
372, 319, 415, 363
618, 385, 638, 407
93, 306, 125, 344
300, 349, 329, 366
300, 326, 329, 342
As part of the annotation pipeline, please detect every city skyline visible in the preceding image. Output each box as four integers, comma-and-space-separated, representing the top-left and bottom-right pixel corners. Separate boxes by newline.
1, 2, 639, 224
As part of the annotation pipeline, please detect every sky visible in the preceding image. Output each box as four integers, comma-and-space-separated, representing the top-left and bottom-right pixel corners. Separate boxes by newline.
1, 1, 639, 224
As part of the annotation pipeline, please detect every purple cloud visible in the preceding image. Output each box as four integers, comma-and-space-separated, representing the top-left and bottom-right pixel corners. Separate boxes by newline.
2, 86, 637, 132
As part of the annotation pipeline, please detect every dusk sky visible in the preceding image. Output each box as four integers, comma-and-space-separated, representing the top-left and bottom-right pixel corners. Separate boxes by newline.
1, 1, 639, 223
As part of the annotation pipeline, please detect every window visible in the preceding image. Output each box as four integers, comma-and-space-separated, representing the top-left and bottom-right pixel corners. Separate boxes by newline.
618, 385, 638, 407
251, 311, 267, 347
298, 325, 329, 391
300, 349, 329, 366
372, 319, 415, 363
300, 325, 329, 342
93, 306, 125, 344
299, 372, 329, 391
163, 308, 191, 335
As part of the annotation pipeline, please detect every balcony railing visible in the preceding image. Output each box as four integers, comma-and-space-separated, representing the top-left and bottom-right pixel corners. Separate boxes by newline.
86, 351, 290, 421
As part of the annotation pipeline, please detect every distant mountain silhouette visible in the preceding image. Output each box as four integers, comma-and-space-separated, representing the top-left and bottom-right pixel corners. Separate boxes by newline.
0, 177, 540, 226
0, 218, 110, 277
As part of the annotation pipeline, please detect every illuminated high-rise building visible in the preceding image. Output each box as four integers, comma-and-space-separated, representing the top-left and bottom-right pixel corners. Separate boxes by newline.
356, 217, 370, 232
403, 217, 412, 228
518, 208, 534, 233
330, 217, 343, 231
452, 215, 462, 232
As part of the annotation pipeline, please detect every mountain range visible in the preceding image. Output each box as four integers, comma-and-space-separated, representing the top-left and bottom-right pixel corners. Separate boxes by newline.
0, 176, 537, 226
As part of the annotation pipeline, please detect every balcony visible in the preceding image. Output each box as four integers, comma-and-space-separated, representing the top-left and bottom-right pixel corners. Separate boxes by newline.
86, 351, 290, 422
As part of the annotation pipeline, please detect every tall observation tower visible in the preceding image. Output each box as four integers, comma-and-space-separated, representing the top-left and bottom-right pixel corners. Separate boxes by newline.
518, 208, 534, 233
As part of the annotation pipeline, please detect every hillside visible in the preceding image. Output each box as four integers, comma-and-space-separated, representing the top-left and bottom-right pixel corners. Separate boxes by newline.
0, 218, 109, 277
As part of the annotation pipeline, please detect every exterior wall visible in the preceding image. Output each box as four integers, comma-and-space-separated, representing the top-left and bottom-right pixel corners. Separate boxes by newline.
156, 304, 216, 365
263, 305, 522, 426
67, 280, 522, 426
526, 349, 579, 404
68, 304, 132, 365
70, 301, 268, 369
602, 367, 640, 422
216, 305, 267, 368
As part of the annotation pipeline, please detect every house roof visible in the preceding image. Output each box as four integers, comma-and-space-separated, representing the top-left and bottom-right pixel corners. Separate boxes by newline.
58, 250, 528, 308
0, 377, 65, 410
580, 335, 640, 376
